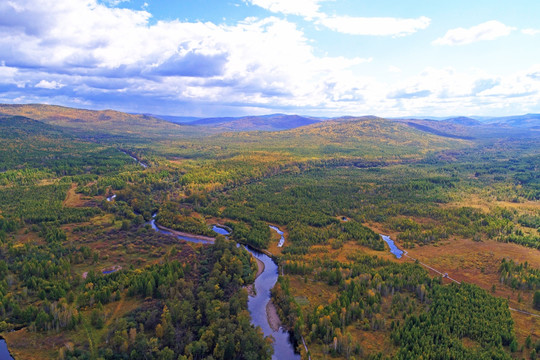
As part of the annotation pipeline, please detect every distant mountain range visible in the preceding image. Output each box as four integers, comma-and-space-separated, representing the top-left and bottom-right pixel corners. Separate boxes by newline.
147, 114, 201, 123
185, 114, 322, 131
416, 114, 540, 129
151, 112, 538, 132
1, 104, 538, 139
475, 114, 540, 129
393, 115, 539, 140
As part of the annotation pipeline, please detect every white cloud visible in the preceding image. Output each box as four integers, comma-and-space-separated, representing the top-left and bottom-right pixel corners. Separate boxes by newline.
377, 65, 540, 117
0, 65, 18, 79
1, 0, 538, 117
522, 28, 540, 35
244, 0, 323, 19
102, 0, 129, 6
0, 0, 374, 111
318, 15, 431, 37
245, 0, 430, 37
35, 80, 64, 89
388, 66, 402, 73
433, 20, 515, 45
0, 64, 27, 88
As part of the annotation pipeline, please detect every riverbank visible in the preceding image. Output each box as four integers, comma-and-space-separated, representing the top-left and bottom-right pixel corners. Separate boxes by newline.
246, 256, 265, 296
266, 300, 282, 332
154, 223, 215, 242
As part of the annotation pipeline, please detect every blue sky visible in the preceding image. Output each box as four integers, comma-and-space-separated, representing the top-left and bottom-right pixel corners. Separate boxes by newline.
0, 0, 539, 117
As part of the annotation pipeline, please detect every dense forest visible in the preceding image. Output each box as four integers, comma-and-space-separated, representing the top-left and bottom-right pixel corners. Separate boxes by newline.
0, 107, 538, 359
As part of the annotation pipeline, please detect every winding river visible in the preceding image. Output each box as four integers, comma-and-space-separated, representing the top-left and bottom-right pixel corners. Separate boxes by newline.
150, 217, 299, 359
246, 247, 300, 360
119, 150, 148, 168
150, 214, 213, 245
1, 217, 400, 359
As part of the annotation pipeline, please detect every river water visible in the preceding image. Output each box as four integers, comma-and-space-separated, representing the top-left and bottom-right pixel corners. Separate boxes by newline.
246, 247, 300, 360
381, 235, 404, 259
119, 150, 148, 168
150, 217, 299, 358
269, 225, 285, 247
0, 339, 13, 360
149, 214, 213, 245
211, 225, 230, 236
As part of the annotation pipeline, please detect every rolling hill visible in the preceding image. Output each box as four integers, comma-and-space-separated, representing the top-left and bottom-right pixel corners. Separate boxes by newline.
0, 104, 205, 138
210, 116, 471, 159
443, 116, 483, 126
0, 115, 130, 172
393, 116, 539, 140
480, 114, 540, 128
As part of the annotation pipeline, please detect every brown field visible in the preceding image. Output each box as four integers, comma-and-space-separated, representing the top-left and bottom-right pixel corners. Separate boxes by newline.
306, 240, 397, 264
3, 285, 148, 359
401, 237, 540, 344
62, 183, 86, 207
344, 295, 400, 358
443, 193, 540, 212
3, 329, 60, 359
288, 229, 539, 357
13, 228, 43, 246
288, 276, 339, 314
289, 271, 414, 359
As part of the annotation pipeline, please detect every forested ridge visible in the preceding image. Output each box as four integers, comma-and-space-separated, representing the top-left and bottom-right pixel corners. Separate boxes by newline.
0, 108, 538, 359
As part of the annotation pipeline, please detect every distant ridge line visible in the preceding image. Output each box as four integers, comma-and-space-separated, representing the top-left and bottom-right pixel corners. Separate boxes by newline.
406, 122, 475, 140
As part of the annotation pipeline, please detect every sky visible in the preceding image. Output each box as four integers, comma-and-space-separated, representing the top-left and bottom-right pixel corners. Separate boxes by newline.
0, 0, 539, 117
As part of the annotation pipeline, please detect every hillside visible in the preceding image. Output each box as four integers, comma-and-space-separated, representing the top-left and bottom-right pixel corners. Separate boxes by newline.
189, 113, 321, 131
0, 115, 132, 173
394, 117, 539, 140
0, 104, 205, 138
210, 116, 470, 159
481, 114, 540, 128
443, 116, 482, 126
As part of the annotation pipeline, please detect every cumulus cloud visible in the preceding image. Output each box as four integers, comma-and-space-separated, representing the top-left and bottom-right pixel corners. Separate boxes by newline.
0, 0, 374, 112
35, 80, 64, 89
150, 51, 229, 77
433, 20, 515, 45
318, 15, 431, 37
388, 89, 431, 99
0, 0, 538, 117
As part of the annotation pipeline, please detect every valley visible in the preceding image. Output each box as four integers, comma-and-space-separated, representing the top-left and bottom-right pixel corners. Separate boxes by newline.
0, 105, 538, 359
